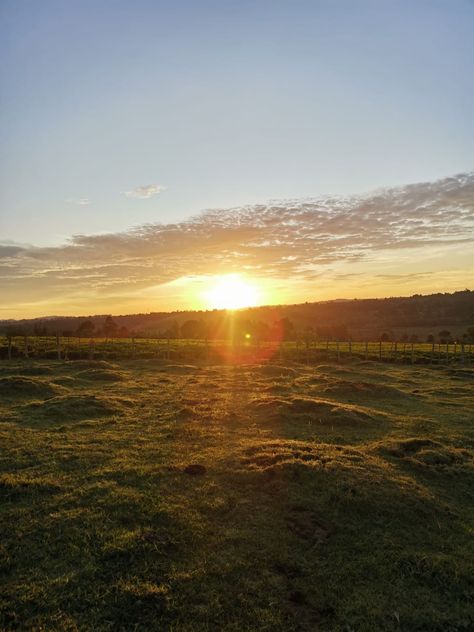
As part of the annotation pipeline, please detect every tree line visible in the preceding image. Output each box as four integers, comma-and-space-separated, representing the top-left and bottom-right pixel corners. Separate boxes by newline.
3, 314, 474, 344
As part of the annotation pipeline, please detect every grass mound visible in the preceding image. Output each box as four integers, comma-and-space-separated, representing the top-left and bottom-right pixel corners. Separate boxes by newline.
256, 364, 297, 377
373, 437, 473, 468
0, 376, 62, 399
160, 364, 200, 374
375, 437, 441, 456
77, 368, 125, 382
324, 380, 406, 398
0, 364, 54, 376
66, 360, 119, 370
24, 394, 129, 423
50, 376, 77, 386
251, 395, 373, 425
449, 369, 474, 380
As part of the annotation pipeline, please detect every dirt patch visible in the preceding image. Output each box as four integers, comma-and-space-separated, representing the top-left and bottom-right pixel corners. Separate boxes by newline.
0, 376, 63, 399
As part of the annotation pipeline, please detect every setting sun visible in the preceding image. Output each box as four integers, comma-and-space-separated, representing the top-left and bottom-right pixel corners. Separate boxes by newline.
203, 275, 261, 310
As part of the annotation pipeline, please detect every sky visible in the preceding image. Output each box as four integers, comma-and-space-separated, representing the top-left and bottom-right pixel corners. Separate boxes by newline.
0, 0, 473, 318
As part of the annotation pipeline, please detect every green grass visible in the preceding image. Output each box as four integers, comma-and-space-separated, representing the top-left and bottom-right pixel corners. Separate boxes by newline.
0, 358, 473, 630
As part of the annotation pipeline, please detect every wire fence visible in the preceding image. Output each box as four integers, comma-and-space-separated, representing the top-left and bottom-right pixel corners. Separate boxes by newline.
0, 335, 472, 366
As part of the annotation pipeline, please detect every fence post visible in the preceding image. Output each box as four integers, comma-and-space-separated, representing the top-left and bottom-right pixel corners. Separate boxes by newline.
7, 336, 12, 361
446, 342, 449, 364
378, 341, 382, 361
349, 340, 352, 361
394, 341, 397, 363
89, 338, 94, 360
411, 342, 415, 364
24, 335, 29, 359
461, 343, 465, 364
365, 341, 368, 361
430, 342, 434, 365
56, 333, 61, 360
336, 341, 340, 363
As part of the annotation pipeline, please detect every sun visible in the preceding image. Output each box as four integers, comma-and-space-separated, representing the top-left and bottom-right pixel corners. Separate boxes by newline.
203, 275, 261, 310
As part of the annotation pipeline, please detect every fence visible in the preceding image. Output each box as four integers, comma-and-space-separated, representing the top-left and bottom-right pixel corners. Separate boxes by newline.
0, 335, 472, 366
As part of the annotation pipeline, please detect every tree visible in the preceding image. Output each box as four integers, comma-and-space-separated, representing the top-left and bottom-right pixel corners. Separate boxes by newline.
76, 319, 95, 337
427, 334, 435, 343
277, 317, 294, 341
103, 316, 118, 338
462, 326, 474, 343
180, 319, 204, 339
439, 330, 451, 344
163, 320, 180, 339
380, 332, 390, 342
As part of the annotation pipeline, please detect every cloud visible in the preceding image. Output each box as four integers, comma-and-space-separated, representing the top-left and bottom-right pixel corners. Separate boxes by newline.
66, 197, 90, 206
123, 184, 167, 199
1, 172, 473, 315
0, 245, 24, 259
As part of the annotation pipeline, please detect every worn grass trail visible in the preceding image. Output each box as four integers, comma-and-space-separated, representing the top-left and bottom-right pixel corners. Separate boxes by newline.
0, 360, 473, 631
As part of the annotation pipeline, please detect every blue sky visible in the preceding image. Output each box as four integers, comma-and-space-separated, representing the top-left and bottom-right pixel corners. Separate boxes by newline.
1, 0, 473, 246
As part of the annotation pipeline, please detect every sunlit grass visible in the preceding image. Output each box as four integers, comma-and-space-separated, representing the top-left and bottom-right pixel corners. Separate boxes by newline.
0, 358, 473, 630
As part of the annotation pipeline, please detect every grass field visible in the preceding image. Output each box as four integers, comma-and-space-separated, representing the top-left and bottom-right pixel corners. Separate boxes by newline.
0, 357, 473, 631
1, 335, 473, 366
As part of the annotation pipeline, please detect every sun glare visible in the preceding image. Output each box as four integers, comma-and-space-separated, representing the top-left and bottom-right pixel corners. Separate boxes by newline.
204, 275, 261, 310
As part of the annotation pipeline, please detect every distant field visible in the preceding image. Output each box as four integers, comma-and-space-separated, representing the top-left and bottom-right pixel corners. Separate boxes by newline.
0, 357, 473, 630
1, 335, 473, 365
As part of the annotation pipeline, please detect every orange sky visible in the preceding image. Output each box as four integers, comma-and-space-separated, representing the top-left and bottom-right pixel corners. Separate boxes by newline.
1, 174, 473, 319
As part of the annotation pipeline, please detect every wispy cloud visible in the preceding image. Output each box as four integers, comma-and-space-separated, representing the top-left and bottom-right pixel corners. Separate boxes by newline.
1, 173, 473, 315
66, 197, 90, 206
123, 184, 167, 199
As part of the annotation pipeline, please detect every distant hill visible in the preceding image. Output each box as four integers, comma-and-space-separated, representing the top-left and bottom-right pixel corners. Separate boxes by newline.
1, 290, 473, 342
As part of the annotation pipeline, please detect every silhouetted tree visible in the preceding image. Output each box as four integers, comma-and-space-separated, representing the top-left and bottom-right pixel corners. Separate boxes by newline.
103, 316, 118, 337
76, 319, 95, 337
181, 319, 204, 339
439, 330, 451, 344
